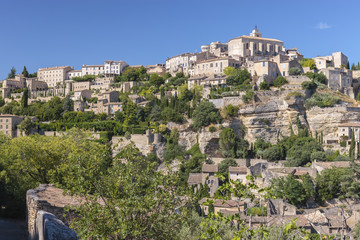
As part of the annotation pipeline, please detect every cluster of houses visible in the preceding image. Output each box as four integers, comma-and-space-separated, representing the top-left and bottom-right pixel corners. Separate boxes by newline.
189, 159, 359, 235
167, 27, 360, 99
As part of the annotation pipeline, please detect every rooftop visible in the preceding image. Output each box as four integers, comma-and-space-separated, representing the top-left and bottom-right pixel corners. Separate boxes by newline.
187, 173, 202, 185
229, 35, 283, 43
38, 66, 72, 71
202, 164, 218, 173
229, 166, 247, 174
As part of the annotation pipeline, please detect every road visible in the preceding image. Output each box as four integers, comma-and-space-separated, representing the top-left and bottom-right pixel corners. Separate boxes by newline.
0, 218, 26, 240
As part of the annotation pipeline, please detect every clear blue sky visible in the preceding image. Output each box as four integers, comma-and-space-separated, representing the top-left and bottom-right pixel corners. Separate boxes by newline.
1, 0, 359, 79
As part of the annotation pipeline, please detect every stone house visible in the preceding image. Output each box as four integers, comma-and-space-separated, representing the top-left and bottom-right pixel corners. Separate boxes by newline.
229, 166, 248, 183
338, 122, 360, 142
0, 114, 24, 138
166, 52, 216, 77
194, 57, 242, 77
187, 173, 202, 190
313, 52, 348, 70
2, 74, 48, 99
187, 75, 227, 89
199, 198, 246, 216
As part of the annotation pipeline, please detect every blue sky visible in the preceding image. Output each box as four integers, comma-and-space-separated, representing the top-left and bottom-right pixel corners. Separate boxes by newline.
0, 0, 359, 79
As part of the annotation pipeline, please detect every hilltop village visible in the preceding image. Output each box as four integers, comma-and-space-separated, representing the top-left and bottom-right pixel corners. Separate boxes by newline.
3, 27, 360, 239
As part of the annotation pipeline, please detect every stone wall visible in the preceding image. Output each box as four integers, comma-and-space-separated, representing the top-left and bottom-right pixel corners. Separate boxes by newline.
26, 184, 81, 240
285, 75, 311, 85
209, 96, 243, 109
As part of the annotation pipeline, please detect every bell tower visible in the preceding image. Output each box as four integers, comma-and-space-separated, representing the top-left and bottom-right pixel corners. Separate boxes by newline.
250, 25, 262, 38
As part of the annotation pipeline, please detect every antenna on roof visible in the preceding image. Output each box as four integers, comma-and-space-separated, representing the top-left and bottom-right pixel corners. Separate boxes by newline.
255, 24, 258, 30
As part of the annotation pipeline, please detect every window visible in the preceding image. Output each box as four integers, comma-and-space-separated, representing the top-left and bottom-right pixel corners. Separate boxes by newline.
262, 62, 266, 67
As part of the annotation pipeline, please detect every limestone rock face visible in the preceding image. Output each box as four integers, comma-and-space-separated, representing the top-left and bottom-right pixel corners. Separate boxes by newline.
306, 106, 359, 136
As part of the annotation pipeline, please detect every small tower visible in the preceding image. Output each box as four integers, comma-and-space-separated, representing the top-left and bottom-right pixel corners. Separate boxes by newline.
250, 25, 262, 38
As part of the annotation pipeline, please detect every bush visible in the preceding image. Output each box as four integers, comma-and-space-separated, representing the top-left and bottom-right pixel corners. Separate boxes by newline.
305, 93, 341, 109
209, 126, 217, 133
263, 146, 284, 161
224, 104, 239, 118
301, 81, 317, 90
289, 68, 302, 76
259, 81, 270, 90
192, 101, 222, 130
242, 89, 254, 103
273, 76, 288, 88
285, 91, 303, 100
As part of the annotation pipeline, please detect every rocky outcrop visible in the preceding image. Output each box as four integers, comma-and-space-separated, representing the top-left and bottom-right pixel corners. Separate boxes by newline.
27, 185, 81, 240
35, 211, 77, 240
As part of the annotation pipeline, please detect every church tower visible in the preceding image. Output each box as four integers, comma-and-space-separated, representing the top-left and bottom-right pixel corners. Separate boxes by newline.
250, 25, 262, 38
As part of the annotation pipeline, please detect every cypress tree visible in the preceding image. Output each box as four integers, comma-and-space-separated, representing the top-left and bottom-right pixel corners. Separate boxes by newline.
320, 131, 323, 145
350, 134, 356, 159
352, 63, 356, 70
22, 66, 29, 78
21, 87, 28, 108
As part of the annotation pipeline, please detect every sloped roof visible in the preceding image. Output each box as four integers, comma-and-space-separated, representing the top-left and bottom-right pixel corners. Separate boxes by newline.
187, 173, 202, 185
229, 166, 247, 174
202, 164, 218, 173
199, 198, 244, 208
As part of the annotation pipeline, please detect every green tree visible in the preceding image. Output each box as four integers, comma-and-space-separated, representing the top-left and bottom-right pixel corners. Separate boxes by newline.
65, 144, 183, 239
271, 175, 307, 207
192, 101, 222, 130
219, 128, 237, 157
18, 117, 36, 135
149, 73, 164, 87
21, 87, 29, 108
263, 146, 284, 161
8, 67, 16, 79
22, 66, 29, 78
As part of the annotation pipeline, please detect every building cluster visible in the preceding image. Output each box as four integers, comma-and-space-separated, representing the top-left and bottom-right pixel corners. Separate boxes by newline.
166, 27, 360, 99
188, 159, 358, 235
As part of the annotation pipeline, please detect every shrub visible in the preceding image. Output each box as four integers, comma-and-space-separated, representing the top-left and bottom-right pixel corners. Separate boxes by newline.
301, 81, 317, 90
259, 81, 270, 90
274, 76, 288, 87
192, 101, 222, 130
242, 89, 254, 103
305, 93, 341, 109
289, 68, 302, 76
263, 146, 284, 161
285, 91, 303, 100
224, 104, 239, 118
209, 126, 217, 133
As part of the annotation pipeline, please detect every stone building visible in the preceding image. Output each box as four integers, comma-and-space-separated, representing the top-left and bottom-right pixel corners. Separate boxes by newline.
338, 122, 360, 142
194, 57, 242, 76
165, 52, 216, 76
38, 66, 73, 88
229, 166, 248, 183
145, 64, 166, 76
0, 114, 24, 138
228, 27, 285, 61
2, 74, 48, 98
66, 70, 82, 80
313, 52, 348, 70
320, 67, 353, 95
201, 41, 228, 57
188, 75, 227, 88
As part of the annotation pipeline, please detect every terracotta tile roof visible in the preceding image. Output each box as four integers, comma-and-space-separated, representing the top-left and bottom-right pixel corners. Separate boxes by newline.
314, 161, 352, 169
339, 122, 360, 127
229, 35, 283, 43
229, 166, 247, 174
199, 198, 244, 208
202, 164, 218, 173
187, 173, 202, 185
